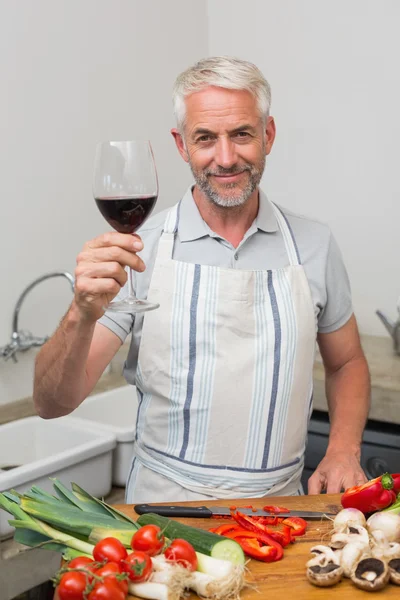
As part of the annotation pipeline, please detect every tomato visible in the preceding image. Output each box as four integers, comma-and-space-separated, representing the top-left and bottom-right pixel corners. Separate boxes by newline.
120, 551, 152, 583
88, 579, 126, 600
164, 539, 198, 571
68, 557, 96, 569
67, 556, 97, 582
93, 537, 128, 563
95, 562, 128, 595
57, 571, 87, 600
131, 525, 165, 556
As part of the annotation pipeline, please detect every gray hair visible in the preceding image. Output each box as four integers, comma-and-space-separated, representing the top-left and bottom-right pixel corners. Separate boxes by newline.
173, 56, 272, 132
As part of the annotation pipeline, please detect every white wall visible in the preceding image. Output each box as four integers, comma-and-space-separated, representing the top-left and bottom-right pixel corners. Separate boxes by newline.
0, 0, 208, 404
208, 0, 400, 336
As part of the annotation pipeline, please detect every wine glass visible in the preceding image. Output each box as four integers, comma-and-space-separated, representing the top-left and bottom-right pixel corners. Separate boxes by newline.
93, 140, 159, 313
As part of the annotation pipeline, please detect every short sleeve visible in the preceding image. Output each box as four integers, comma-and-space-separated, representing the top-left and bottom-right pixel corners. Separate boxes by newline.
317, 232, 353, 333
97, 275, 134, 342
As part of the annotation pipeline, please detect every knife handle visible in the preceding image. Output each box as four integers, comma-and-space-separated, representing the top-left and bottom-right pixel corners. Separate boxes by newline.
134, 504, 213, 518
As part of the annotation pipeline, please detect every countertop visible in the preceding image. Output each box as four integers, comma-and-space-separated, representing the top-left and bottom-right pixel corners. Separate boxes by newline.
0, 333, 399, 426
312, 334, 400, 424
116, 493, 400, 599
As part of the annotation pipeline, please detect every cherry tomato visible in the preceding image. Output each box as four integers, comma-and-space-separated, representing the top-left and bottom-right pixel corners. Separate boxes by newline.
164, 539, 198, 571
57, 571, 87, 600
95, 562, 128, 595
88, 579, 126, 600
67, 556, 97, 582
131, 524, 165, 556
120, 551, 152, 583
93, 537, 128, 563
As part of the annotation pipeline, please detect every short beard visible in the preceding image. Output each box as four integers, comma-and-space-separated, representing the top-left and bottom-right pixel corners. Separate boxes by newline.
188, 154, 266, 209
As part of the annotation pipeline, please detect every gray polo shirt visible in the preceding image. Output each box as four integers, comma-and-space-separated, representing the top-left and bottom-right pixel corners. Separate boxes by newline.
99, 187, 353, 384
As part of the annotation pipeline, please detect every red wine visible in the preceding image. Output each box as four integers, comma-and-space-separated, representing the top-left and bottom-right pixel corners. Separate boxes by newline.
95, 195, 157, 233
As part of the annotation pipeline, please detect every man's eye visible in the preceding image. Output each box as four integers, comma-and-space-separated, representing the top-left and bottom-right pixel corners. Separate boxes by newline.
197, 135, 212, 142
235, 131, 250, 138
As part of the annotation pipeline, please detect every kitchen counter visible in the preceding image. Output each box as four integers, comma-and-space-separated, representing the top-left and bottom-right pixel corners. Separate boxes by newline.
1, 333, 399, 427
0, 358, 128, 426
313, 334, 400, 424
116, 493, 400, 599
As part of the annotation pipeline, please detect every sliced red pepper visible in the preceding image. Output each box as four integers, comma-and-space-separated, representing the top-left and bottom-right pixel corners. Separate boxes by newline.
212, 523, 240, 536
254, 516, 279, 526
341, 473, 397, 513
225, 529, 265, 540
231, 511, 284, 558
235, 536, 282, 562
232, 511, 276, 536
281, 517, 307, 537
262, 505, 290, 514
264, 527, 293, 548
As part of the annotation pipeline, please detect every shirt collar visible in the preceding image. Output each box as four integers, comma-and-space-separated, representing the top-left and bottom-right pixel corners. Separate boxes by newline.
177, 186, 278, 242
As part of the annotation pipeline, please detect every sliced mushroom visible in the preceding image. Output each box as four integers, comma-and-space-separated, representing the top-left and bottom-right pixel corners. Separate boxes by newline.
351, 557, 389, 592
388, 558, 400, 585
340, 541, 371, 578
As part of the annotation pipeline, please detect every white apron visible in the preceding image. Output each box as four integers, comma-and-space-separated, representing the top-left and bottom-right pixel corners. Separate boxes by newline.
126, 199, 317, 503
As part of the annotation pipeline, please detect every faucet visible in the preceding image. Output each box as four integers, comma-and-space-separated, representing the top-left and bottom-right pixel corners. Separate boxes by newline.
376, 295, 400, 355
0, 271, 75, 362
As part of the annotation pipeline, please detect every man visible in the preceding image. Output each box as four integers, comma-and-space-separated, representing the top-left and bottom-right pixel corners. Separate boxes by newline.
34, 56, 370, 502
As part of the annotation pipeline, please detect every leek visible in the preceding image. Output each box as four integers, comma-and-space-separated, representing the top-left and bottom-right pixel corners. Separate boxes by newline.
20, 497, 136, 537
0, 479, 138, 559
71, 481, 138, 525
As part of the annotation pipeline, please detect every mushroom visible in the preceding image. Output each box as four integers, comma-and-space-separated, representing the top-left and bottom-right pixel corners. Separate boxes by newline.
340, 541, 371, 578
307, 545, 339, 566
372, 541, 400, 561
388, 558, 400, 586
331, 525, 369, 549
350, 557, 389, 592
306, 545, 343, 587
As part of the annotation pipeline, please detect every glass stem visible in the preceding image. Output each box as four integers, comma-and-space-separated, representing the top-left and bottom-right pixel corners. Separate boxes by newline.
128, 268, 135, 298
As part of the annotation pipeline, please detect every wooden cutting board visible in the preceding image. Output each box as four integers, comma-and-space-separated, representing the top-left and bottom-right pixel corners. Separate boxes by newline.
115, 494, 400, 599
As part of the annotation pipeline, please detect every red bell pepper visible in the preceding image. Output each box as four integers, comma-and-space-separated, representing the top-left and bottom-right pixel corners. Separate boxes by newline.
281, 517, 307, 537
391, 473, 400, 494
341, 472, 397, 513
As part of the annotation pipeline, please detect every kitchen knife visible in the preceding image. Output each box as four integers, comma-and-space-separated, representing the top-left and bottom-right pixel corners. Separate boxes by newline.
134, 504, 336, 519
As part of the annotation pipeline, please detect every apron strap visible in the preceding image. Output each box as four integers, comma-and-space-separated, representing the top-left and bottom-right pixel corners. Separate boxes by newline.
271, 203, 302, 266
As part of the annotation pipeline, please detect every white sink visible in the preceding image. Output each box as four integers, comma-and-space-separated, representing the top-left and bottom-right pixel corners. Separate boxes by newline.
62, 385, 137, 487
0, 416, 116, 539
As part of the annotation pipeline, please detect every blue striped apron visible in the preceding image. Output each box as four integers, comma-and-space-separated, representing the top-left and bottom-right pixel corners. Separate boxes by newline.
126, 200, 317, 502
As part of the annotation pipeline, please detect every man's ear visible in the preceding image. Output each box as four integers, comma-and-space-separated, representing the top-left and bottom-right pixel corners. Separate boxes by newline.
264, 116, 276, 156
171, 128, 189, 163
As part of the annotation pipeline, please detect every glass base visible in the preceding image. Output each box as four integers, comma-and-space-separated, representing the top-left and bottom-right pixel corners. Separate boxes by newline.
105, 297, 160, 314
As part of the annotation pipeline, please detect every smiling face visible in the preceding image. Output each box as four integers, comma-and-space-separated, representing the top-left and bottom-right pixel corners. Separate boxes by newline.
172, 86, 276, 208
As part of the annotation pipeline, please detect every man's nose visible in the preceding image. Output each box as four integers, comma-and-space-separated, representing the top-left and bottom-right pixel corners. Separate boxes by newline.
214, 137, 238, 169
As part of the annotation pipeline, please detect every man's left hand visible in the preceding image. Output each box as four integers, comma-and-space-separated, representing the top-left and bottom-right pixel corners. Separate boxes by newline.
307, 450, 368, 494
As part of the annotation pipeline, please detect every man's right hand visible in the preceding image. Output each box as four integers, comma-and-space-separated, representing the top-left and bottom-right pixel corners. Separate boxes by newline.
73, 232, 146, 321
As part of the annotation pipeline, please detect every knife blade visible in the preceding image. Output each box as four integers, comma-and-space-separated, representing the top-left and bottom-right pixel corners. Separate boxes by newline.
134, 504, 336, 519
